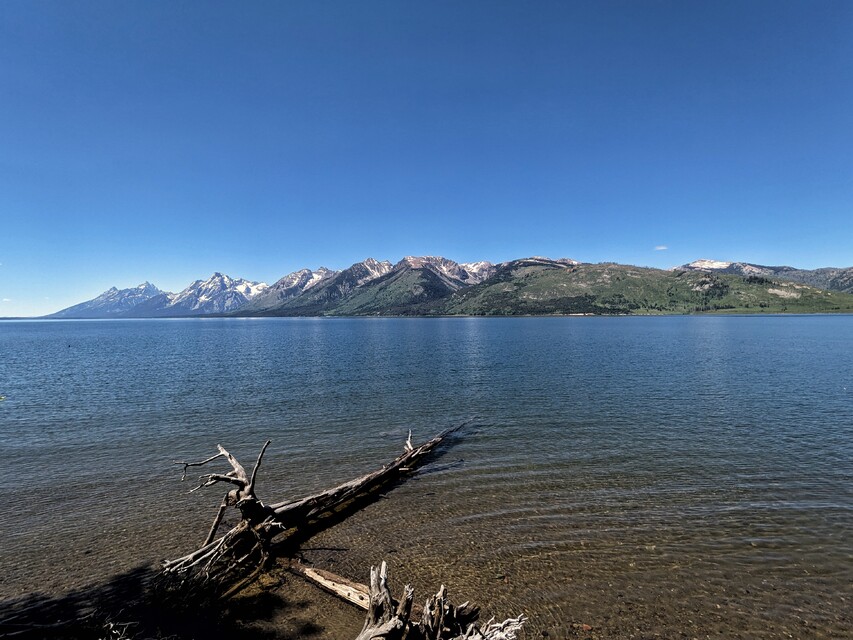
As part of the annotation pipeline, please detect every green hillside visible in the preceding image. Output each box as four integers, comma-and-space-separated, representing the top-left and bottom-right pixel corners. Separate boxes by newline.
434, 260, 853, 316
236, 258, 853, 317
331, 265, 461, 315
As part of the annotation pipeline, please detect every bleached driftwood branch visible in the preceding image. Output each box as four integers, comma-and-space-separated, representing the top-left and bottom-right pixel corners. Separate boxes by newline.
158, 426, 462, 601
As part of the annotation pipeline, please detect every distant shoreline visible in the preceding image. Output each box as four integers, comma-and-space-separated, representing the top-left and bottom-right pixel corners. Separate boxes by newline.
4, 310, 853, 321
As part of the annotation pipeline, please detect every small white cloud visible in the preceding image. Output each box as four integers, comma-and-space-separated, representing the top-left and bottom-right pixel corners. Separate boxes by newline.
654, 245, 668, 251
2, 298, 11, 303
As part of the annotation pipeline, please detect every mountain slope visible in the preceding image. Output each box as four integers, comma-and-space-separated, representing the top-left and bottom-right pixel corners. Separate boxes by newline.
239, 267, 337, 314
680, 260, 853, 293
328, 258, 471, 315
245, 258, 392, 316
436, 260, 853, 315
46, 282, 165, 318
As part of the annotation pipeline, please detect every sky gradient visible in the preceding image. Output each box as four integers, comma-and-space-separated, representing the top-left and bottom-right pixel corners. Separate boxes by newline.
1, 1, 851, 316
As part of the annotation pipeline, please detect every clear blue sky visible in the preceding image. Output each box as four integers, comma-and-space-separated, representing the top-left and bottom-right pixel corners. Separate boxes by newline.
1, 1, 851, 316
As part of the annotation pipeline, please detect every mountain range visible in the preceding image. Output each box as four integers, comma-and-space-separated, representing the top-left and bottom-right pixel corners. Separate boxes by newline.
46, 272, 269, 319
44, 256, 853, 319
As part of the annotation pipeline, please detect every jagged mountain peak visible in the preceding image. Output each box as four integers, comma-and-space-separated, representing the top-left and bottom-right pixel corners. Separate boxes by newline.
240, 266, 339, 313
168, 273, 269, 312
201, 272, 233, 284
349, 258, 393, 285
357, 257, 392, 269
133, 281, 162, 295
397, 256, 496, 284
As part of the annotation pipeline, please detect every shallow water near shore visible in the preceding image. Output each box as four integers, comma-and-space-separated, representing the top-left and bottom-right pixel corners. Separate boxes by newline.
1, 316, 851, 637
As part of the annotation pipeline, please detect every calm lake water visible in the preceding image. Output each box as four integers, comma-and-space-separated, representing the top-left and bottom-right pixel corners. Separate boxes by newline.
1, 316, 851, 638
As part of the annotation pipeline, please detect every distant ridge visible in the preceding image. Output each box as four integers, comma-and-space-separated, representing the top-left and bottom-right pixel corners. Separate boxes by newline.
678, 259, 853, 294
46, 282, 164, 319
43, 255, 853, 318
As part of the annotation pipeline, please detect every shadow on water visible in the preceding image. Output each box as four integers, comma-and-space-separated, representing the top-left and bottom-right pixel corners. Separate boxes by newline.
0, 564, 324, 640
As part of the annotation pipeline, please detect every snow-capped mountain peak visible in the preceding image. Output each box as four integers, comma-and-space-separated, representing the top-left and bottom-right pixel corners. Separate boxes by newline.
166, 273, 269, 313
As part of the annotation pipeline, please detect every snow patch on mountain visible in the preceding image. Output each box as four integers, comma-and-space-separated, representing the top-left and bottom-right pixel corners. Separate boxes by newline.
355, 258, 393, 285
683, 259, 734, 270
303, 267, 336, 290
680, 260, 779, 276
460, 261, 497, 283
400, 256, 497, 285
273, 267, 337, 292
241, 266, 338, 312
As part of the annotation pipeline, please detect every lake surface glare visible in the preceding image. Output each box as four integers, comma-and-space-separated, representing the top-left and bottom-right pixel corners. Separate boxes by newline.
1, 316, 851, 638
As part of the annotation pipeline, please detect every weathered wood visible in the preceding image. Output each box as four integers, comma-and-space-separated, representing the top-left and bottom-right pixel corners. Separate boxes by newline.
289, 561, 371, 610
353, 561, 526, 640
158, 426, 462, 601
269, 427, 456, 521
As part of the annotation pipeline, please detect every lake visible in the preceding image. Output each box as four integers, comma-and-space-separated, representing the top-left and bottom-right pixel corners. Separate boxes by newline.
0, 316, 851, 637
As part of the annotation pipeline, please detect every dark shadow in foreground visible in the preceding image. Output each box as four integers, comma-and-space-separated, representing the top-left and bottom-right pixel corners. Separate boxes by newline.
0, 565, 322, 640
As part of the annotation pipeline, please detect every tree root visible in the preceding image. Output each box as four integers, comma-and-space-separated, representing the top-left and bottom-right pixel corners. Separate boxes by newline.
355, 561, 526, 640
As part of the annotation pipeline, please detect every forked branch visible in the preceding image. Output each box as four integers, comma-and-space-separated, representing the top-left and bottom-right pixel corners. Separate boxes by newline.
159, 427, 463, 602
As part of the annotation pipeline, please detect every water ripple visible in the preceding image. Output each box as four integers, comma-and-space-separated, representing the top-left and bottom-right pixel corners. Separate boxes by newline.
1, 316, 851, 637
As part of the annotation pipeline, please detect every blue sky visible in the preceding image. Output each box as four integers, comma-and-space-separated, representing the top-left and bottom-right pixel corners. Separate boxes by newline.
1, 1, 851, 316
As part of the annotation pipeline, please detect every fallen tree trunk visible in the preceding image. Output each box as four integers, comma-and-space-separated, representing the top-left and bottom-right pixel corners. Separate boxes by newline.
157, 426, 461, 602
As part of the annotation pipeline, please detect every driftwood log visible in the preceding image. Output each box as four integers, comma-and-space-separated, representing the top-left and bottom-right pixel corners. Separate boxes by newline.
157, 427, 460, 601
159, 424, 525, 639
